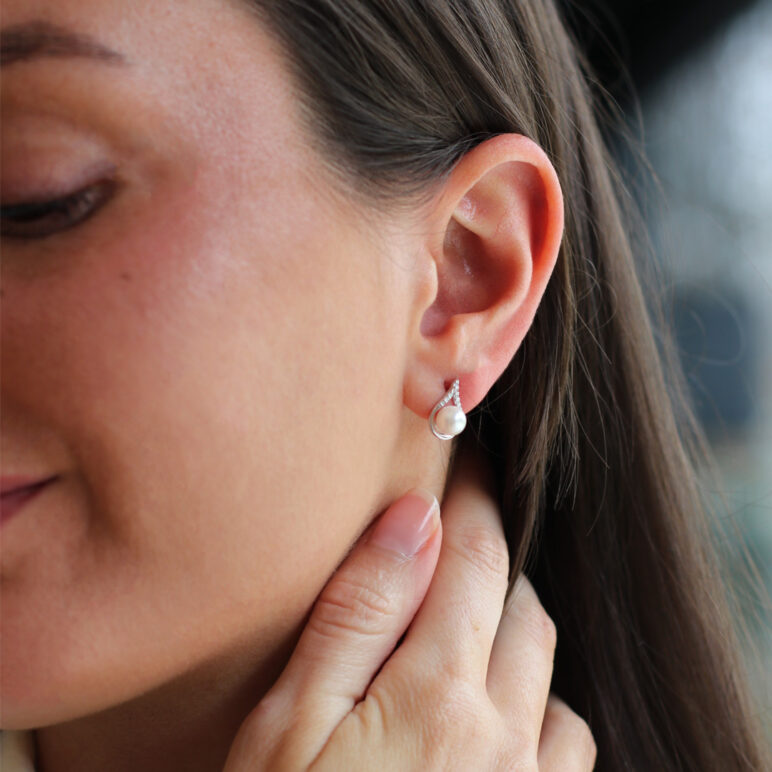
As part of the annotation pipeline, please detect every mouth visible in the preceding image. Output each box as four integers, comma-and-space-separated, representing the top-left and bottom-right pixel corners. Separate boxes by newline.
1, 477, 57, 526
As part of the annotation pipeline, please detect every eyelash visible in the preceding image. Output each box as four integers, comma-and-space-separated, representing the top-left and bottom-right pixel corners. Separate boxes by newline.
0, 178, 117, 240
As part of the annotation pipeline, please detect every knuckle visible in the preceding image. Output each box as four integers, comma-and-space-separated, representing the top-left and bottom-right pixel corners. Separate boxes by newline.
536, 608, 558, 652
382, 667, 512, 770
309, 573, 397, 640
451, 522, 509, 583
342, 682, 395, 749
417, 684, 489, 765
571, 718, 596, 769
576, 718, 597, 768
409, 664, 467, 713
495, 719, 534, 769
548, 699, 596, 767
510, 586, 557, 653
585, 731, 598, 769
495, 742, 536, 771
406, 666, 479, 726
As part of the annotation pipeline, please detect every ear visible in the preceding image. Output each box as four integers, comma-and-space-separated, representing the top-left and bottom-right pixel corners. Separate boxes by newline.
404, 133, 564, 419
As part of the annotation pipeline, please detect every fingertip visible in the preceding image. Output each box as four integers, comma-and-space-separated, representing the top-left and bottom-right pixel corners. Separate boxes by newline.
368, 488, 440, 559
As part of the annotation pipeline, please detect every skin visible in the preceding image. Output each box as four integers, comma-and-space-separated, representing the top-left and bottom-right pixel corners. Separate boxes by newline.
221, 450, 596, 770
1, 0, 566, 769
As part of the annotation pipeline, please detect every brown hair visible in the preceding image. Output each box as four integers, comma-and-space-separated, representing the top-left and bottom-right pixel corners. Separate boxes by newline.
244, 0, 769, 767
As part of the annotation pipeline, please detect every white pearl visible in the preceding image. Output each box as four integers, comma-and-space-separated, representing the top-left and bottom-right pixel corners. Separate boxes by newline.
435, 404, 466, 436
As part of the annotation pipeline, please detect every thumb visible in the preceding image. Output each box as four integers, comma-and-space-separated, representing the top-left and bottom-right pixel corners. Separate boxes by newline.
264, 488, 441, 740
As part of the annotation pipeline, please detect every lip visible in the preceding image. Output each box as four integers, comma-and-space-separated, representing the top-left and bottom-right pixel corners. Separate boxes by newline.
1, 477, 57, 526
2, 475, 49, 495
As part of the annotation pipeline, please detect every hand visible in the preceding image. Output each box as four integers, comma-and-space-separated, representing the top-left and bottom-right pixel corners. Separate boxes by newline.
223, 450, 596, 770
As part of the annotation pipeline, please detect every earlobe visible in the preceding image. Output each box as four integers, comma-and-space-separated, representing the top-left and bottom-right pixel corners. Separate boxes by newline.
405, 133, 564, 424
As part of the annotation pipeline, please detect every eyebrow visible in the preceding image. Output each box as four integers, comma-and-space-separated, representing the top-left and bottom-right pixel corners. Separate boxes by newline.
1, 21, 127, 68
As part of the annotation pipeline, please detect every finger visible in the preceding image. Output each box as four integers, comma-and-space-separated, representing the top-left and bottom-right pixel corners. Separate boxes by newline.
262, 489, 442, 741
537, 694, 597, 771
389, 447, 509, 687
486, 574, 556, 733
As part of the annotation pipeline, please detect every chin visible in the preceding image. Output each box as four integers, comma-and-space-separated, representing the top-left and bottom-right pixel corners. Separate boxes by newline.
0, 636, 153, 730
1, 663, 99, 730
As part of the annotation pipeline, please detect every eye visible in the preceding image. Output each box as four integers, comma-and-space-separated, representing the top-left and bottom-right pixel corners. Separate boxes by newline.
0, 178, 117, 240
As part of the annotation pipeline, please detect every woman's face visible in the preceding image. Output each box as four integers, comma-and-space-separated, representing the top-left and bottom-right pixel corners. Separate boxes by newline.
1, 0, 440, 726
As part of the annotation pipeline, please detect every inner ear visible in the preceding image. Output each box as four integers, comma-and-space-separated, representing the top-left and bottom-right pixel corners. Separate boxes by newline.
420, 221, 509, 336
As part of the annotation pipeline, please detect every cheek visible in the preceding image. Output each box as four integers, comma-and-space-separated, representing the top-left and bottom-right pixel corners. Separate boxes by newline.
0, 158, 403, 725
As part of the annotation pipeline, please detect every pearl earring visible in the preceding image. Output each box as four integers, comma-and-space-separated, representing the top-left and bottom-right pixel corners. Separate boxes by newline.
429, 378, 467, 440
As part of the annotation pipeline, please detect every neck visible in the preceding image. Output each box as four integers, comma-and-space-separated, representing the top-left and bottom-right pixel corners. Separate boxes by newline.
34, 623, 304, 772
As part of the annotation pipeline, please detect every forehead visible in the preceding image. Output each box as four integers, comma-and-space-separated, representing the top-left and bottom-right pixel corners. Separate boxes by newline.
1, 0, 299, 128
2, 0, 241, 58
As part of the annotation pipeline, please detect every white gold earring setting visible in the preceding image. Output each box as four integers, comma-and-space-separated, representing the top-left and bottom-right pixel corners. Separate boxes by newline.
429, 378, 466, 440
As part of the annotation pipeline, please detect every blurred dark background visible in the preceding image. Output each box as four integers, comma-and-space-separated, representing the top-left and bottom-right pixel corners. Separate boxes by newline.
560, 0, 759, 99
559, 0, 772, 731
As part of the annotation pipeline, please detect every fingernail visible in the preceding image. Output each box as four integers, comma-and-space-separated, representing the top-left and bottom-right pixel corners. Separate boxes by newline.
369, 488, 440, 558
